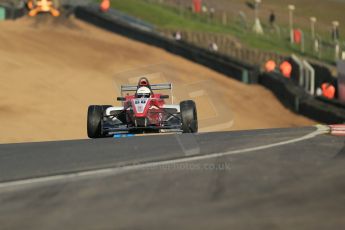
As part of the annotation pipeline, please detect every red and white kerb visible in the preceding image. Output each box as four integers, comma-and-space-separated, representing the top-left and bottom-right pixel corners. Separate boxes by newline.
329, 124, 345, 136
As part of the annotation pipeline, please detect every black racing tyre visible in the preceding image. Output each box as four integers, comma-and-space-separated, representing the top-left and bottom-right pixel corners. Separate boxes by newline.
180, 100, 198, 133
87, 105, 110, 138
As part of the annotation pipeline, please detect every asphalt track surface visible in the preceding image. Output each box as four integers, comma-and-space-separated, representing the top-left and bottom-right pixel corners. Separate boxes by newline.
0, 127, 344, 229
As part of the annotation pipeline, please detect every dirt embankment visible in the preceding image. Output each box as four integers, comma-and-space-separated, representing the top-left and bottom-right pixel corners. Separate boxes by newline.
0, 16, 314, 143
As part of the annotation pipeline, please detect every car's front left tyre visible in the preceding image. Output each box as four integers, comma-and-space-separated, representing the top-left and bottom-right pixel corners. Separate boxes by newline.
180, 100, 198, 133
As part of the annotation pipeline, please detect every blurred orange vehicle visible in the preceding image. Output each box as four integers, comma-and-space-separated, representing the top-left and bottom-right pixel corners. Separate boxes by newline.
27, 0, 60, 17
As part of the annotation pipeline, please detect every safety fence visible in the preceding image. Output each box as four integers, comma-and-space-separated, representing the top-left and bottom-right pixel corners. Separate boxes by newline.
159, 29, 285, 68
142, 0, 345, 65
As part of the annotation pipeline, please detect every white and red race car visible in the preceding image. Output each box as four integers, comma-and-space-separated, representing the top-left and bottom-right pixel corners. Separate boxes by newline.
87, 77, 198, 138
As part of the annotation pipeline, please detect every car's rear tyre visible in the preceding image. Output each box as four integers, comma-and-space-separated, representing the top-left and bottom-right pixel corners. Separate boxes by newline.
180, 100, 198, 133
87, 105, 111, 138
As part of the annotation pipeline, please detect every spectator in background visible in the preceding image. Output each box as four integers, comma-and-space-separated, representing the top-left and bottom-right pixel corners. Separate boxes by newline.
269, 10, 276, 27
331, 26, 340, 42
316, 87, 323, 96
202, 5, 208, 14
209, 7, 215, 19
209, 42, 218, 52
174, 31, 182, 41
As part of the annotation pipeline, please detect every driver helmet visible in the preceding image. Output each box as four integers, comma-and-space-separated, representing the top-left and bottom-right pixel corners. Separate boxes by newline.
136, 86, 151, 98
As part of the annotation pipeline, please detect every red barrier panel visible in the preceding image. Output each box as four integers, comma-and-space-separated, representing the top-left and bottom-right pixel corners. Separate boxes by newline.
193, 0, 202, 13
294, 29, 302, 44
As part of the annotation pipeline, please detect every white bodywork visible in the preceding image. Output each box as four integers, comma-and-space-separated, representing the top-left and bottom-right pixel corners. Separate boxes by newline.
105, 106, 124, 124
105, 107, 124, 116
162, 104, 180, 113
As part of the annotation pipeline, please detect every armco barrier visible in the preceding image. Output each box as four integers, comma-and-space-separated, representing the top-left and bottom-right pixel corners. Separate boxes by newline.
300, 98, 345, 124
74, 6, 259, 84
315, 96, 345, 110
260, 72, 345, 124
259, 71, 307, 112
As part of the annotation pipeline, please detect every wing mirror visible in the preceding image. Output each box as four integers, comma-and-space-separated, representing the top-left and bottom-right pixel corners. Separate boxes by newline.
117, 97, 126, 101
160, 95, 169, 99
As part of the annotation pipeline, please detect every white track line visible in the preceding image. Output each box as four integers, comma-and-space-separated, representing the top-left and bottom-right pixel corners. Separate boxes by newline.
0, 125, 330, 191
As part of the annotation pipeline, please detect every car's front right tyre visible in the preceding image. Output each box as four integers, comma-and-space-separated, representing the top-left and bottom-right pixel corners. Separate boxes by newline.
87, 105, 105, 138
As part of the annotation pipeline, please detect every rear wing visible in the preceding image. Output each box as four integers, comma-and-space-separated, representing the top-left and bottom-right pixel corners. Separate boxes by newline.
121, 83, 172, 92
121, 83, 174, 103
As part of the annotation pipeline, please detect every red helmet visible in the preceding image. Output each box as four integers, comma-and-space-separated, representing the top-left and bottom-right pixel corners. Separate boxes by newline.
138, 77, 150, 87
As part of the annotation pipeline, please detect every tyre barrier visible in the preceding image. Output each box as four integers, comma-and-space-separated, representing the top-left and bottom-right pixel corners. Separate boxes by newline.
316, 96, 345, 110
74, 5, 260, 84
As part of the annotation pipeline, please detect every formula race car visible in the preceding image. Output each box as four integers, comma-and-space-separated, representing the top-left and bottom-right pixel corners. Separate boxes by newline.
87, 77, 198, 138
27, 0, 60, 17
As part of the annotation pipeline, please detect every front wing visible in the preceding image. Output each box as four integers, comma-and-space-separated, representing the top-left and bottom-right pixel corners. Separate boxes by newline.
102, 107, 182, 135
